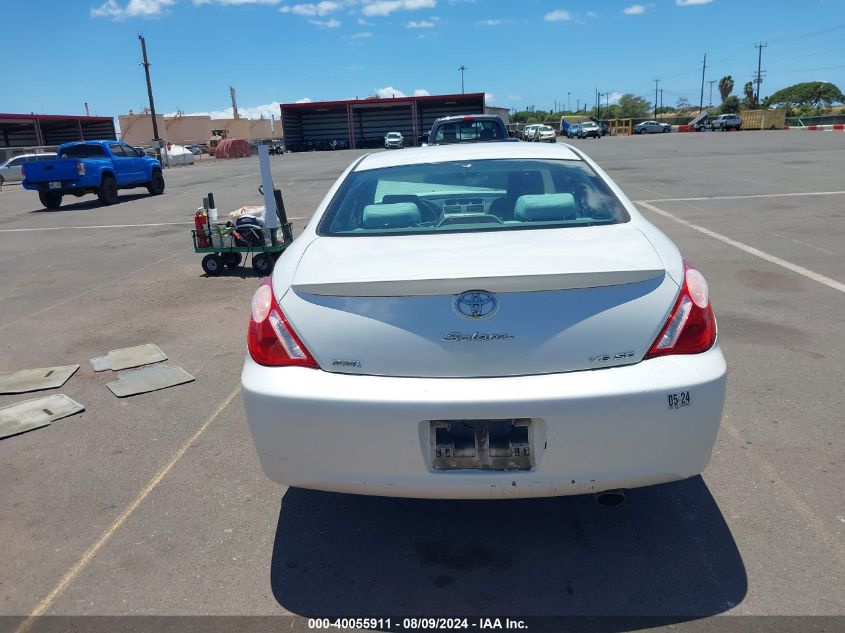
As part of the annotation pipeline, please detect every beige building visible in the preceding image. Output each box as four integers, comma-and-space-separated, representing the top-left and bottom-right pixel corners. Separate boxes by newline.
119, 113, 277, 147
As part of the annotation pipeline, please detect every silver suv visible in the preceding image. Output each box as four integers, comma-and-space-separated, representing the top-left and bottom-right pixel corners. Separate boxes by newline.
710, 114, 742, 131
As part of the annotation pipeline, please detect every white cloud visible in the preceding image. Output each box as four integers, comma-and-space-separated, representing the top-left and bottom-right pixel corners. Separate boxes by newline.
350, 31, 372, 38
166, 101, 282, 120
676, 0, 712, 4
406, 19, 434, 27
91, 0, 174, 19
474, 18, 507, 25
357, 17, 373, 24
376, 86, 407, 98
544, 9, 571, 22
623, 4, 645, 14
506, 93, 522, 102
280, 1, 341, 16
607, 92, 623, 105
413, 89, 430, 96
295, 97, 312, 103
310, 17, 341, 25
485, 92, 495, 103
585, 10, 598, 18
195, 0, 280, 5
362, 0, 436, 17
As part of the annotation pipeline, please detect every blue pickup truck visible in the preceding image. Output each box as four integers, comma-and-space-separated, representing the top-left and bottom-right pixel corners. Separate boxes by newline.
22, 140, 164, 210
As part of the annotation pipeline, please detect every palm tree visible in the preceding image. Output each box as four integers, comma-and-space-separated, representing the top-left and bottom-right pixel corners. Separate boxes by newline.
718, 76, 735, 103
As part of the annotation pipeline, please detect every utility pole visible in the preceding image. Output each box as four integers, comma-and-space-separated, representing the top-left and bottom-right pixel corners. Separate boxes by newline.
567, 91, 571, 113
706, 80, 717, 108
660, 89, 663, 114
458, 65, 467, 94
606, 92, 609, 113
576, 98, 580, 112
597, 92, 602, 119
84, 102, 90, 117
653, 78, 661, 118
230, 86, 239, 120
754, 42, 767, 103
138, 35, 161, 161
698, 53, 707, 112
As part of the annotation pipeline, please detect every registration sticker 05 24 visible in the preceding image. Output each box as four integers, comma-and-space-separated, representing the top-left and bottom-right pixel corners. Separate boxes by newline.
667, 391, 691, 410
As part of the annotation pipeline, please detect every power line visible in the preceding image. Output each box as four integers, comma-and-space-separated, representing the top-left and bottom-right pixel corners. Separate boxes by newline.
706, 80, 717, 108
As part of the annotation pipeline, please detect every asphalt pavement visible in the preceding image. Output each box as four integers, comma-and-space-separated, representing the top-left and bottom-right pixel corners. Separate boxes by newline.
0, 132, 843, 631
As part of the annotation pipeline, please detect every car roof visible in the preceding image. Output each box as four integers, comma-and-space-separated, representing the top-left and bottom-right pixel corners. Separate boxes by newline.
355, 142, 581, 172
434, 114, 501, 122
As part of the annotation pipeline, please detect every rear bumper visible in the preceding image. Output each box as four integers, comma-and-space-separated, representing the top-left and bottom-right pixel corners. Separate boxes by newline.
23, 180, 84, 192
242, 346, 726, 499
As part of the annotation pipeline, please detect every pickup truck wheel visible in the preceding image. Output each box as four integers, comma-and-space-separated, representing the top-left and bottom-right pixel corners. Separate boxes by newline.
97, 175, 118, 205
39, 191, 62, 210
147, 170, 165, 196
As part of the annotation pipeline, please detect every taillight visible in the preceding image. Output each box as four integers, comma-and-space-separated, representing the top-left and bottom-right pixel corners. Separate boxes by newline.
645, 262, 717, 358
76, 162, 86, 176
247, 277, 319, 368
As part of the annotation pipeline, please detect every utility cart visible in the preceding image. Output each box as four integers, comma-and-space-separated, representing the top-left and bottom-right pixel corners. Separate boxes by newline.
191, 223, 293, 276
190, 144, 295, 277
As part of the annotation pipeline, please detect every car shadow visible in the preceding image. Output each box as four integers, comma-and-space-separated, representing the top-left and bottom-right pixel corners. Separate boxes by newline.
270, 477, 746, 631
29, 193, 152, 213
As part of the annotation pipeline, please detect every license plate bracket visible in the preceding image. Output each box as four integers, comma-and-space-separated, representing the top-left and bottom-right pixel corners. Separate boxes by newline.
48, 181, 61, 190
430, 419, 533, 471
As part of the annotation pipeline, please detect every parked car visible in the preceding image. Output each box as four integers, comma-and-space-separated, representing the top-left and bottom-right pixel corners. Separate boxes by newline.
426, 115, 510, 145
242, 142, 726, 500
522, 124, 541, 141
578, 121, 602, 139
0, 153, 55, 186
532, 125, 557, 143
384, 132, 404, 149
634, 120, 671, 134
710, 114, 742, 131
21, 140, 164, 210
566, 123, 582, 139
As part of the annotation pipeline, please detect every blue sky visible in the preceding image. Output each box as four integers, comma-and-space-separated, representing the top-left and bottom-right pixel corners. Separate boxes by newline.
4, 0, 845, 121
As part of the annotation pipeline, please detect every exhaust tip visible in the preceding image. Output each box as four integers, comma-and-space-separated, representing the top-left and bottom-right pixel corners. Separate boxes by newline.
594, 489, 625, 507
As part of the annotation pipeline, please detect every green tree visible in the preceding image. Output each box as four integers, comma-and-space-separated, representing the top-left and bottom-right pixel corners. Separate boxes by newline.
616, 93, 651, 119
765, 81, 845, 108
743, 81, 756, 109
718, 76, 734, 103
721, 96, 741, 114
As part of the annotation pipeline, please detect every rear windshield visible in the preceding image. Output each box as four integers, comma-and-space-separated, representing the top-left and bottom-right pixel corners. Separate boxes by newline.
387, 133, 401, 138
319, 159, 629, 236
59, 145, 106, 159
433, 119, 505, 144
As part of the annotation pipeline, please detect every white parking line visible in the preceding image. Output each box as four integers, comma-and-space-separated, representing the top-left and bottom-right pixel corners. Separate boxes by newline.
0, 221, 192, 234
636, 200, 845, 294
638, 190, 845, 203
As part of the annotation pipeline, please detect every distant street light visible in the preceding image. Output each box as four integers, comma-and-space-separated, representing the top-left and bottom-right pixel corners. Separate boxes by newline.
458, 65, 467, 94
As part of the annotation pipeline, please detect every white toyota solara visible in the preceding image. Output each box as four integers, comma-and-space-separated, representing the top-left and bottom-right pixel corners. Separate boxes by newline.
242, 142, 726, 499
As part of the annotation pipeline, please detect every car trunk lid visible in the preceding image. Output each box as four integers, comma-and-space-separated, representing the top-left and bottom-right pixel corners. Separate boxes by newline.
281, 224, 679, 377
